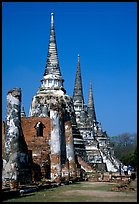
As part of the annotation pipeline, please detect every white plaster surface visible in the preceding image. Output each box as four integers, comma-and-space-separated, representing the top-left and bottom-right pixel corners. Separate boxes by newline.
66, 143, 75, 162
7, 94, 20, 106
50, 110, 61, 154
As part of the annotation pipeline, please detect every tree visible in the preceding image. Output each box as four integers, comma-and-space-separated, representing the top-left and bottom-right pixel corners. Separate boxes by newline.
110, 132, 137, 169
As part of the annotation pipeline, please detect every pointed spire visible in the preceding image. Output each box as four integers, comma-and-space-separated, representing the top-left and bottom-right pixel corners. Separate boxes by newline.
40, 12, 65, 94
88, 81, 97, 122
88, 81, 93, 108
21, 105, 26, 117
73, 54, 84, 104
51, 12, 54, 26
43, 12, 62, 77
78, 53, 80, 64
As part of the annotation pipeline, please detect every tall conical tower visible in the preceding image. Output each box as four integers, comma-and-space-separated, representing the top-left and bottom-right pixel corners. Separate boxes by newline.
88, 81, 97, 123
28, 12, 78, 182
72, 54, 88, 161
87, 81, 99, 139
73, 54, 84, 119
29, 12, 67, 117
39, 12, 66, 95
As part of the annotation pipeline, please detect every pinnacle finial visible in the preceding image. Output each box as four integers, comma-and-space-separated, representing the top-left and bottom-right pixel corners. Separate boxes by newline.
78, 54, 80, 62
51, 12, 54, 25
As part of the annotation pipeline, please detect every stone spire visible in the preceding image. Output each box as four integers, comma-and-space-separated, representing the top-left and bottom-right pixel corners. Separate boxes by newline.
40, 12, 65, 94
88, 81, 97, 122
73, 54, 84, 105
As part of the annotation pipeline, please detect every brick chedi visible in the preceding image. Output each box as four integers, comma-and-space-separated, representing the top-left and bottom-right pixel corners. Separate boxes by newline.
84, 82, 104, 167
87, 82, 121, 171
2, 12, 123, 190
73, 58, 122, 172
28, 12, 77, 183
72, 54, 87, 161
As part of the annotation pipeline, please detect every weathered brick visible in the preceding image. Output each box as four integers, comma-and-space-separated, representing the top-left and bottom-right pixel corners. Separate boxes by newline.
21, 117, 51, 181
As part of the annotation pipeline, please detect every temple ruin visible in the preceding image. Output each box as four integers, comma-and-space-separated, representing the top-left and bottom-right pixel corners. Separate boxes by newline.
2, 12, 122, 189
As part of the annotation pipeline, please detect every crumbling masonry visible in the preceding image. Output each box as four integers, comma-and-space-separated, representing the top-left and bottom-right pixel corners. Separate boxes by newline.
2, 88, 32, 188
2, 12, 122, 188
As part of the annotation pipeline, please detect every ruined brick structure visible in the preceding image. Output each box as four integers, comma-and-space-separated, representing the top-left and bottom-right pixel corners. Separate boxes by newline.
2, 12, 122, 188
21, 117, 51, 181
2, 12, 80, 186
2, 88, 32, 188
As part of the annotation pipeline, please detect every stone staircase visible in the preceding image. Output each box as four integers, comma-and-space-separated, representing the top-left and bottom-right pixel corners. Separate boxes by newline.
77, 156, 96, 172
99, 149, 120, 172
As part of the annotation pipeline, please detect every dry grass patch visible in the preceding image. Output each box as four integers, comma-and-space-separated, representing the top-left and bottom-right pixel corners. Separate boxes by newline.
3, 180, 137, 202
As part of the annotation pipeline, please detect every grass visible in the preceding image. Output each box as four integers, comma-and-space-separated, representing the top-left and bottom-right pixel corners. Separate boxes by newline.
3, 180, 137, 202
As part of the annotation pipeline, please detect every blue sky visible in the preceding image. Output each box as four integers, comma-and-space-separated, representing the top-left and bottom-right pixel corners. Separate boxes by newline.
2, 2, 137, 137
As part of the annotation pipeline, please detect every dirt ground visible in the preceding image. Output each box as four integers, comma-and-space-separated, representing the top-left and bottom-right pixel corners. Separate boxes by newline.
60, 181, 137, 202
3, 179, 137, 202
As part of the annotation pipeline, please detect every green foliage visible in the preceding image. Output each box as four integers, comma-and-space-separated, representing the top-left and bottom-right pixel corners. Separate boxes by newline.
110, 133, 137, 169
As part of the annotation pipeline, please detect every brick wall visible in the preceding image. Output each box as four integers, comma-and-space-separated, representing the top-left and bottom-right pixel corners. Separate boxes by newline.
2, 116, 79, 183
21, 117, 51, 181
